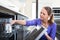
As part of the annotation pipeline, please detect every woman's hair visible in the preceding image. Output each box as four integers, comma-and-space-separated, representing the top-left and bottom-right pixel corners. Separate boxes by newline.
44, 6, 54, 24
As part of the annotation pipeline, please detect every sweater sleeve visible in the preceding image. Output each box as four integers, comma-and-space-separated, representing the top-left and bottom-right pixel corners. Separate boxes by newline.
25, 19, 37, 26
25, 18, 41, 26
50, 23, 57, 40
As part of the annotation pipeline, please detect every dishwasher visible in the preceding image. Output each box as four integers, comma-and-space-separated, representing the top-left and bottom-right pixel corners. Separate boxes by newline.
0, 12, 17, 40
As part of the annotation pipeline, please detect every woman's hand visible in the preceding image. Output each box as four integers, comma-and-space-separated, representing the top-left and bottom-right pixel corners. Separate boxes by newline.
10, 20, 16, 25
10, 20, 26, 25
45, 32, 53, 40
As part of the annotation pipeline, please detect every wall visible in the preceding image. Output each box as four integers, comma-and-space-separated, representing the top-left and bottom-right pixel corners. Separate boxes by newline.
38, 0, 60, 18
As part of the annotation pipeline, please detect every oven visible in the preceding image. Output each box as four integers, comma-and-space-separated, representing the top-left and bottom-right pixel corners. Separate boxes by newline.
53, 7, 60, 40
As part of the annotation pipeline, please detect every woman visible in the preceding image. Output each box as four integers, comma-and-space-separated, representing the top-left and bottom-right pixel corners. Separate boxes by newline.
11, 6, 57, 40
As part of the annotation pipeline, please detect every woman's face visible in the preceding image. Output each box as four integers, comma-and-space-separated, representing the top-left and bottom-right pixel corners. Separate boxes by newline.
40, 8, 49, 21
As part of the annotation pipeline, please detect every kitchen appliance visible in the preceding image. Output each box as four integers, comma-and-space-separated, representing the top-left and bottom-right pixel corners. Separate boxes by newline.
53, 7, 60, 40
25, 25, 47, 40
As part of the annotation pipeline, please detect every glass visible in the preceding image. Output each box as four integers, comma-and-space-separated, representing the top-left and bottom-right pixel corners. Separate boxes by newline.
5, 23, 12, 33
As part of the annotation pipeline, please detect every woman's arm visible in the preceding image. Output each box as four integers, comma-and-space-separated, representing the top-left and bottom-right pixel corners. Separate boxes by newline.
45, 23, 57, 40
11, 20, 26, 25
45, 32, 53, 40
11, 19, 37, 26
49, 23, 57, 40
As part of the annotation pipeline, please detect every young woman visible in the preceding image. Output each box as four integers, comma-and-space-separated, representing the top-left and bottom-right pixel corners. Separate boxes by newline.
11, 6, 57, 40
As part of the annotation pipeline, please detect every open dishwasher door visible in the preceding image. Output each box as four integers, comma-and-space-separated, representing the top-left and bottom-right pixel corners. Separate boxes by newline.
25, 25, 47, 40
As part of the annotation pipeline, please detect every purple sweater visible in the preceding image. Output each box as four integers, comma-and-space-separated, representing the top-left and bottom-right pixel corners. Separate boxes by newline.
26, 18, 57, 40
